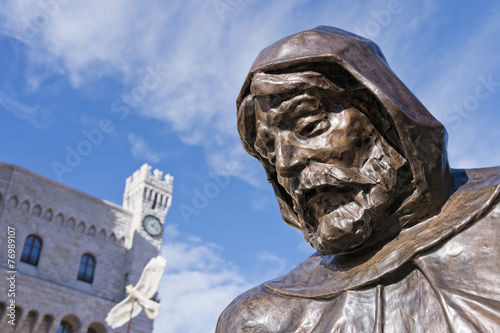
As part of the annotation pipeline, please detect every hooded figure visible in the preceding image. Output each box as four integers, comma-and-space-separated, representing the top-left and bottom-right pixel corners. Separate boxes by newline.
216, 27, 500, 332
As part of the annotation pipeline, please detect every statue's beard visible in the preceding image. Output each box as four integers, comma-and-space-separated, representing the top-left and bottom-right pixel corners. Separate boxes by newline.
280, 148, 409, 255
306, 186, 373, 253
302, 180, 390, 255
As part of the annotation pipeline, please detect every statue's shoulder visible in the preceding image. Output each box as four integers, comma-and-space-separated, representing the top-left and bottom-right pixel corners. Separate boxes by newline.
460, 166, 500, 191
457, 166, 500, 222
215, 284, 308, 333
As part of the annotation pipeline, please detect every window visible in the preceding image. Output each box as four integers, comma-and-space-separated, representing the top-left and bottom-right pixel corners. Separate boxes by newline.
78, 254, 95, 283
21, 235, 42, 266
0, 302, 6, 322
23, 310, 37, 332
87, 322, 107, 333
56, 316, 80, 333
57, 320, 73, 333
39, 315, 54, 333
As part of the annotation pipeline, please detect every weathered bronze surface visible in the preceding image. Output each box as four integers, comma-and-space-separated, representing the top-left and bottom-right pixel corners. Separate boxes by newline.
216, 26, 500, 332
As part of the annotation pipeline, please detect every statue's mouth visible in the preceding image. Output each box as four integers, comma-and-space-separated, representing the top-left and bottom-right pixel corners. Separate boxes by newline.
295, 163, 377, 192
308, 187, 369, 217
291, 163, 374, 222
302, 187, 371, 234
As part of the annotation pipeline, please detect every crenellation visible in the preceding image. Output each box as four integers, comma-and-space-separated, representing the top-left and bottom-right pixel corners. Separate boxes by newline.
153, 168, 163, 180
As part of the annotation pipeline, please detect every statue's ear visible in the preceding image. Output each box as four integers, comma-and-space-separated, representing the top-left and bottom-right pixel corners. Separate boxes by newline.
237, 94, 259, 158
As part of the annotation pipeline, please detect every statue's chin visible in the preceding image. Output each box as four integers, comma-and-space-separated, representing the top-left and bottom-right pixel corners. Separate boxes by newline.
302, 195, 374, 254
307, 223, 373, 255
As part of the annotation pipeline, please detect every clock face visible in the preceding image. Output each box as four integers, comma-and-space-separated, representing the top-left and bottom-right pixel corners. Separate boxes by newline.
142, 215, 163, 237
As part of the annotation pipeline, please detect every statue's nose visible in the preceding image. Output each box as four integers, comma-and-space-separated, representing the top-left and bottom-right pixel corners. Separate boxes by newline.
274, 138, 308, 178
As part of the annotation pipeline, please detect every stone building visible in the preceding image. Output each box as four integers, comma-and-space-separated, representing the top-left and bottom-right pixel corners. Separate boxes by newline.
0, 163, 173, 333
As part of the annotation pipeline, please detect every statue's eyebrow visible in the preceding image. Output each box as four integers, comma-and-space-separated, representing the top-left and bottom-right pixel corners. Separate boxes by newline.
250, 71, 344, 98
266, 93, 321, 127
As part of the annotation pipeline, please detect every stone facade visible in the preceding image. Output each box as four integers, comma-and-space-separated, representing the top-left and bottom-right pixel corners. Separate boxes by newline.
0, 163, 173, 333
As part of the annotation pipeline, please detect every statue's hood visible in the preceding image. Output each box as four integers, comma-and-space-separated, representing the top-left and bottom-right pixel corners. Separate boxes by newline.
237, 26, 453, 233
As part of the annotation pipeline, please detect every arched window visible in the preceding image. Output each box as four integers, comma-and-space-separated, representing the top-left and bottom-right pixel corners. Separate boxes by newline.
21, 310, 38, 332
78, 254, 95, 283
56, 315, 80, 333
21, 235, 42, 266
87, 322, 107, 333
39, 314, 54, 333
57, 320, 73, 333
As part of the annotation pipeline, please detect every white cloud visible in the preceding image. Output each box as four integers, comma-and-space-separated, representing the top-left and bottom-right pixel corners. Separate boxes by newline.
128, 133, 163, 163
155, 227, 252, 333
0, 0, 310, 185
0, 92, 55, 128
2, 0, 499, 180
154, 225, 293, 332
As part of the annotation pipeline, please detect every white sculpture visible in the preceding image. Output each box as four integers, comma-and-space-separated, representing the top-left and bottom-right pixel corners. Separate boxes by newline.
105, 256, 166, 330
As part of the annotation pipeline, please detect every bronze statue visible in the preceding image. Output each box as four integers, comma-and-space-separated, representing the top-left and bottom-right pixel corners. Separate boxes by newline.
216, 26, 500, 332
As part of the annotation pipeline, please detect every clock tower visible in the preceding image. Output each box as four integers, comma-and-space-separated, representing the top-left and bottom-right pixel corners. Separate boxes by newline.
122, 163, 173, 288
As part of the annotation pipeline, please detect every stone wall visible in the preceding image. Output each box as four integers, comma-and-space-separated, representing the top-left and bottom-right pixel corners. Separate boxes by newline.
0, 163, 167, 333
0, 271, 152, 333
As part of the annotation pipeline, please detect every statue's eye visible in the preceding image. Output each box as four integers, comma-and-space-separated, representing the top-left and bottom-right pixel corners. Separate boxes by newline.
295, 116, 330, 138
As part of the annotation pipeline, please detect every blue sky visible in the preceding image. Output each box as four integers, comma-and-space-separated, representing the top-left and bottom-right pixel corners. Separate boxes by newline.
1, 1, 499, 332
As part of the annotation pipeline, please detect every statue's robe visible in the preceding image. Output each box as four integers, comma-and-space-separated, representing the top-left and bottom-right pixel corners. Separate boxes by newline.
216, 167, 500, 332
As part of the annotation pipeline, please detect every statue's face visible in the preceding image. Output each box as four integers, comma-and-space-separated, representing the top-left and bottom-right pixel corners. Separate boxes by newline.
252, 71, 410, 254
